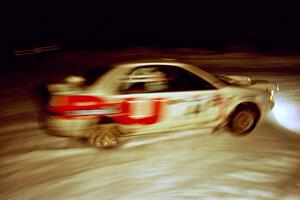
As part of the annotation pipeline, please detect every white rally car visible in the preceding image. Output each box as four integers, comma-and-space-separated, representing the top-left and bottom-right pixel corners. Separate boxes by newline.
47, 60, 278, 148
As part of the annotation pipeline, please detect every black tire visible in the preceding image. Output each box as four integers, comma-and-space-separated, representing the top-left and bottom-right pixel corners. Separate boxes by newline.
229, 108, 259, 136
88, 124, 122, 148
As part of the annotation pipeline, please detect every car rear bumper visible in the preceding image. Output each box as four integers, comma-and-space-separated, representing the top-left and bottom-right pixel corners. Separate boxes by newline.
46, 116, 97, 138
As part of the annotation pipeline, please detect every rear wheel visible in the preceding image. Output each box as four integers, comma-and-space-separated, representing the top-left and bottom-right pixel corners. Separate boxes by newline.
88, 124, 122, 148
230, 108, 259, 136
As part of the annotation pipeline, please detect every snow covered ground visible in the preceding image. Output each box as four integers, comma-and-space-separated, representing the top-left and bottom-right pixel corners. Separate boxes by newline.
1, 49, 300, 199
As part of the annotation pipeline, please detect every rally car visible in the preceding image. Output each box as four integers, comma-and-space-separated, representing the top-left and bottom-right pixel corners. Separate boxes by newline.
46, 60, 278, 148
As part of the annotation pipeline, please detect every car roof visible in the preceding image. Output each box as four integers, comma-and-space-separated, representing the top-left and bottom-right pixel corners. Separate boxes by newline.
112, 58, 184, 67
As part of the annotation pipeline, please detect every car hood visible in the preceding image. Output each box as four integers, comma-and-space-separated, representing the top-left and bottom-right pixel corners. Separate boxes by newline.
217, 75, 279, 92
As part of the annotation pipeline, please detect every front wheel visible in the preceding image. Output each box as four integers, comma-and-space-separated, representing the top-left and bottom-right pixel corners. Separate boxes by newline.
88, 124, 122, 148
229, 108, 259, 136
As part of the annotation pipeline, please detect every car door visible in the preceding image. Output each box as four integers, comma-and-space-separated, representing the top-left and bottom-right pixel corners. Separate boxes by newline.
113, 66, 169, 128
113, 64, 224, 132
156, 65, 224, 128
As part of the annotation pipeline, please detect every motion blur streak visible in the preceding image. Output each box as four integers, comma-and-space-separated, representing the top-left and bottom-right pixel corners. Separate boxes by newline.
1, 49, 300, 199
271, 96, 300, 133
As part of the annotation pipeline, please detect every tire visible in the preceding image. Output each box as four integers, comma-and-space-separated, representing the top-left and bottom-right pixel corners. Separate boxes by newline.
88, 124, 122, 148
229, 108, 259, 136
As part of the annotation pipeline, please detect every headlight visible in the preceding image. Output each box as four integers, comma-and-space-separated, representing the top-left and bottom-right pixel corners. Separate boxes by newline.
269, 90, 275, 101
276, 84, 280, 92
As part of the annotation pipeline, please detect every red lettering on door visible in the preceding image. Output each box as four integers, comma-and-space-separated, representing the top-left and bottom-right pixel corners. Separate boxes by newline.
113, 98, 165, 125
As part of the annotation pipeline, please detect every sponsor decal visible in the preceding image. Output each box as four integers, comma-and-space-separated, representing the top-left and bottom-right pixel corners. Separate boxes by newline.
113, 98, 166, 125
179, 94, 231, 121
49, 93, 233, 124
48, 95, 120, 119
49, 95, 105, 113
65, 107, 120, 116
49, 95, 166, 124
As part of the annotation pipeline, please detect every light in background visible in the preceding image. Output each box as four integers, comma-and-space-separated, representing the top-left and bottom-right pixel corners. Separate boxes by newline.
271, 95, 300, 134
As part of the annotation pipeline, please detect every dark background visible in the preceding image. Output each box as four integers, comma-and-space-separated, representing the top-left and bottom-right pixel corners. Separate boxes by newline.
4, 2, 300, 52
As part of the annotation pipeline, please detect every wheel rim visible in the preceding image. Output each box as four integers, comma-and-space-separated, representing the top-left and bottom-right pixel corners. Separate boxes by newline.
90, 125, 120, 148
233, 110, 255, 134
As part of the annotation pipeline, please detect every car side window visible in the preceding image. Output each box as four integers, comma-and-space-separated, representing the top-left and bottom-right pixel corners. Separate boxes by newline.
161, 66, 216, 91
118, 66, 169, 94
118, 65, 216, 94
